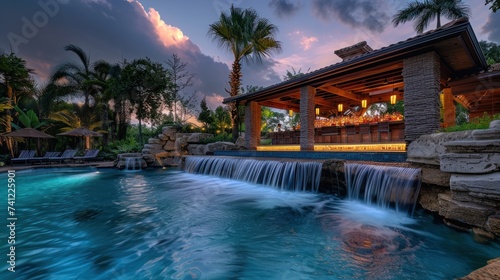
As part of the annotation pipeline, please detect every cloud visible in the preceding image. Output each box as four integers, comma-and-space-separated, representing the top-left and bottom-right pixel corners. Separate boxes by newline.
146, 7, 191, 48
269, 0, 300, 18
290, 30, 318, 50
311, 0, 390, 33
0, 0, 234, 111
482, 12, 500, 43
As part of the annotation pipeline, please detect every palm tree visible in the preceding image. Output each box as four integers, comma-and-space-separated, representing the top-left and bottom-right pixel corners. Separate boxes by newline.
208, 5, 282, 141
50, 44, 100, 107
392, 0, 471, 34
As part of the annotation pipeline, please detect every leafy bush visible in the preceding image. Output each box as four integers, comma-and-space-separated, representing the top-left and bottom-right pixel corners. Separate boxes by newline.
107, 138, 142, 155
200, 132, 232, 144
442, 113, 500, 132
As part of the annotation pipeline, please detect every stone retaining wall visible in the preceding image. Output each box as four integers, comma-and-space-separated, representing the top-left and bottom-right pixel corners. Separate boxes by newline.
407, 120, 500, 238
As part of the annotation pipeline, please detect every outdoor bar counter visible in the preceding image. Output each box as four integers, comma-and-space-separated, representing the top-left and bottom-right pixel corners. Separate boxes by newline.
269, 121, 404, 145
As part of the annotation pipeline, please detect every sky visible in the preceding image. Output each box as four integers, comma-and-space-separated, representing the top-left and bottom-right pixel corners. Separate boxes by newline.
1, 0, 499, 112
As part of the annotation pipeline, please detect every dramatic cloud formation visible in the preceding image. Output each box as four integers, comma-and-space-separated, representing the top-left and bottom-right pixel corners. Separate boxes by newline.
482, 12, 500, 43
311, 0, 390, 33
269, 0, 300, 18
0, 0, 254, 110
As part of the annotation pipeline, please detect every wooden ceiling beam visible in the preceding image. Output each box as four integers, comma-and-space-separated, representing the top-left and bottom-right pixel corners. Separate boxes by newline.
316, 85, 362, 101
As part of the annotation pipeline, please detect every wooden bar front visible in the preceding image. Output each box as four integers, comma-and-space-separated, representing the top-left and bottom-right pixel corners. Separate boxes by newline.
269, 121, 404, 145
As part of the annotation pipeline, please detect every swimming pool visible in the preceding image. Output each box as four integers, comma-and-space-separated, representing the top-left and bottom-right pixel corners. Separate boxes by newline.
1, 168, 499, 279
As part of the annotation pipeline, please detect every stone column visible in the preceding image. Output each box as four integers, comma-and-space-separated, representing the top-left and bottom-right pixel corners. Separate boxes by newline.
442, 87, 456, 128
300, 86, 315, 151
244, 101, 261, 150
402, 51, 441, 142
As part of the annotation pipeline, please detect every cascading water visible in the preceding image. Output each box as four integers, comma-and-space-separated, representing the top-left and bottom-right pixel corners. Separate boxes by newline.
344, 163, 422, 215
125, 157, 142, 171
184, 156, 323, 192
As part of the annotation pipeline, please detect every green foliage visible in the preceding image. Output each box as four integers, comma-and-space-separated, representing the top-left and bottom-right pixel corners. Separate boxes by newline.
199, 132, 231, 144
120, 57, 170, 144
393, 0, 471, 33
386, 101, 404, 115
442, 113, 500, 132
12, 105, 47, 129
107, 138, 141, 154
480, 40, 500, 65
485, 0, 500, 12
198, 96, 213, 128
208, 5, 281, 140
282, 67, 309, 81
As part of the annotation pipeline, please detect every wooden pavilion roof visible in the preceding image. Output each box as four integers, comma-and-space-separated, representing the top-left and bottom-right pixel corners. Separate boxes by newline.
224, 18, 499, 117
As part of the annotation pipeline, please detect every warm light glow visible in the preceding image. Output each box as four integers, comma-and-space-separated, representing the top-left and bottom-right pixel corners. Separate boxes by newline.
289, 109, 293, 117
390, 95, 397, 105
256, 143, 407, 152
315, 107, 320, 115
338, 103, 343, 112
361, 99, 367, 108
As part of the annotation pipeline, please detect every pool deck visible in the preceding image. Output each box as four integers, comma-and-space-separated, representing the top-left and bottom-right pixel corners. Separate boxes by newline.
0, 161, 116, 172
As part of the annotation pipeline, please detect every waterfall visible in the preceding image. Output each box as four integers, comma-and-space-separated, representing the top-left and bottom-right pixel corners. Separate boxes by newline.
344, 163, 422, 215
184, 156, 323, 192
125, 157, 142, 171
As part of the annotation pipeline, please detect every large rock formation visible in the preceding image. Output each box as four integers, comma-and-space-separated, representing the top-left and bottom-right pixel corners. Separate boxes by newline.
139, 126, 242, 167
408, 120, 500, 237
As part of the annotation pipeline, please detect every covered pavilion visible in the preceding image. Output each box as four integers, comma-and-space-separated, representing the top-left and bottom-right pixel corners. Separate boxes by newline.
224, 18, 500, 152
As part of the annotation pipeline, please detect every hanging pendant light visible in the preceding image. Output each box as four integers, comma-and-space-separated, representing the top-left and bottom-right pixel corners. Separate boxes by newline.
390, 94, 397, 105
361, 99, 367, 108
338, 103, 343, 112
315, 107, 320, 115
289, 109, 293, 117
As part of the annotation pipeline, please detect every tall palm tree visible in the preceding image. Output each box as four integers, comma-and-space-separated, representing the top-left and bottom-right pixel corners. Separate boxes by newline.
392, 0, 471, 34
51, 44, 100, 107
208, 5, 282, 141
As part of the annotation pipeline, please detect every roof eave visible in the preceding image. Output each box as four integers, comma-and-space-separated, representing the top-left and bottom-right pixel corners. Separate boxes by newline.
224, 21, 486, 105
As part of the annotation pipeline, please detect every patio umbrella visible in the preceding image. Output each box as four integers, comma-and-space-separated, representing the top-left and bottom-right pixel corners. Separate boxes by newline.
57, 127, 102, 150
2, 128, 56, 154
3, 128, 55, 139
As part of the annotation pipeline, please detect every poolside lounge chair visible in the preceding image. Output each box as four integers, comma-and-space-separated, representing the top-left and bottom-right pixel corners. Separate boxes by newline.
73, 149, 100, 163
48, 149, 78, 164
28, 151, 61, 164
11, 150, 36, 165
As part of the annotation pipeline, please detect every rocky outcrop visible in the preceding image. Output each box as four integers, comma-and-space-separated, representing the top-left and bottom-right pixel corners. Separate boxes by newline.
406, 130, 473, 165
138, 126, 243, 167
408, 121, 500, 237
114, 153, 147, 170
459, 258, 500, 280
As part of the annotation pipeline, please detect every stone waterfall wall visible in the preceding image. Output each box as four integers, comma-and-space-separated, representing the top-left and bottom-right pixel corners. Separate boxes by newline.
407, 120, 500, 238
140, 126, 243, 167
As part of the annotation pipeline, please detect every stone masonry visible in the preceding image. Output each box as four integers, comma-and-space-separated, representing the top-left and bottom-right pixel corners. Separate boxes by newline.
439, 120, 500, 236
403, 51, 441, 142
408, 120, 500, 237
300, 86, 315, 151
131, 126, 242, 167
245, 101, 261, 150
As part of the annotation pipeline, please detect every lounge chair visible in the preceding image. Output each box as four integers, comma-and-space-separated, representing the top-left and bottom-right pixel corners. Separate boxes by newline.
73, 149, 100, 163
28, 151, 61, 164
48, 149, 78, 164
11, 150, 36, 165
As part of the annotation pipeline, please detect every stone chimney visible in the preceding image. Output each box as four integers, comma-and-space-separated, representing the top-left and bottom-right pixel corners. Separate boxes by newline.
334, 41, 373, 61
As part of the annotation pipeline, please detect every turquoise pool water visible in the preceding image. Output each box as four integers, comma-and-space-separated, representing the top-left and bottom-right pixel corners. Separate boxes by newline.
1, 168, 499, 279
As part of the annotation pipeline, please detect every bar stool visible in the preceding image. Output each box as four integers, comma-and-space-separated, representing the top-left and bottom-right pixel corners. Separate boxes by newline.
378, 122, 391, 142
270, 132, 277, 145
359, 124, 371, 142
321, 126, 341, 143
345, 125, 357, 143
